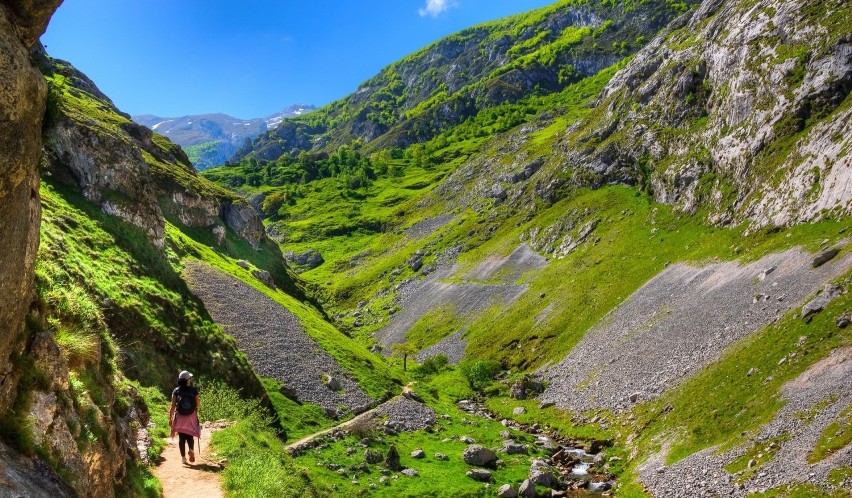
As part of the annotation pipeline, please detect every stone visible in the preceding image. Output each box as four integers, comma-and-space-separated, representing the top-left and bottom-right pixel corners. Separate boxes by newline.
539, 402, 555, 409
325, 376, 342, 391
467, 468, 493, 482
801, 284, 844, 319
629, 392, 641, 403
812, 247, 840, 268
460, 435, 475, 444
410, 449, 425, 459
283, 249, 325, 270
385, 444, 402, 471
401, 468, 419, 477
518, 479, 535, 498
503, 442, 528, 455
236, 259, 250, 269
252, 269, 276, 289
462, 445, 497, 468
529, 459, 557, 488
435, 452, 449, 461
497, 484, 519, 498
837, 315, 850, 328
513, 406, 527, 415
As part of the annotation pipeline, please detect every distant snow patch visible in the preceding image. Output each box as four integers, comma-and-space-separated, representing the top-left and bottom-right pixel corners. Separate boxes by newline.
151, 119, 174, 130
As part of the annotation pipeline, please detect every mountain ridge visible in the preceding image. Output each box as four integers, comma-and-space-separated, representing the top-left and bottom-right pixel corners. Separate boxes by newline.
133, 105, 315, 170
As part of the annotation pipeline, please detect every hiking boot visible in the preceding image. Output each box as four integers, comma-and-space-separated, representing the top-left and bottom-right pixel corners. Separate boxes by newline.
188, 450, 195, 463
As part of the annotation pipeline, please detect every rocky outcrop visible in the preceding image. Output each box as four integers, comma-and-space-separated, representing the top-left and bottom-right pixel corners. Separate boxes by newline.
43, 90, 167, 246
39, 52, 277, 252
25, 331, 151, 498
556, 0, 852, 229
223, 200, 266, 249
0, 0, 61, 413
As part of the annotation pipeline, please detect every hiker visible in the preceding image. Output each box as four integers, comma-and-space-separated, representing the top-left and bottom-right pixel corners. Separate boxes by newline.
169, 370, 201, 465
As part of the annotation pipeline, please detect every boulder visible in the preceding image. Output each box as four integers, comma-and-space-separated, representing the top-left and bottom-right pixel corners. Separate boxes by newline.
410, 449, 425, 459
401, 468, 419, 477
435, 452, 449, 461
503, 442, 528, 455
518, 479, 535, 498
529, 459, 557, 488
462, 445, 497, 468
837, 315, 851, 328
497, 484, 518, 498
801, 284, 844, 319
284, 249, 325, 270
467, 468, 493, 482
385, 444, 402, 471
408, 255, 423, 272
513, 406, 527, 415
224, 201, 265, 249
365, 449, 383, 464
324, 376, 341, 391
510, 375, 544, 400
812, 247, 840, 268
252, 269, 276, 289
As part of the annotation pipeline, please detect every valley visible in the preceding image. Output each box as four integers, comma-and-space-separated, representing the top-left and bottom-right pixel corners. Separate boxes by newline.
0, 0, 849, 497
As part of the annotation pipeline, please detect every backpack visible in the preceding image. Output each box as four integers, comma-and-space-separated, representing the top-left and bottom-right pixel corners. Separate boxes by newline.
176, 388, 196, 415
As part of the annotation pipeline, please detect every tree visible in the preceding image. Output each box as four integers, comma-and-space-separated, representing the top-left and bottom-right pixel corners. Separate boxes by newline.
390, 342, 418, 372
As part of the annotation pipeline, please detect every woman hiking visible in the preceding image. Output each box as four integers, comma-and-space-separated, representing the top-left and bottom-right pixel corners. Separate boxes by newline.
169, 370, 201, 465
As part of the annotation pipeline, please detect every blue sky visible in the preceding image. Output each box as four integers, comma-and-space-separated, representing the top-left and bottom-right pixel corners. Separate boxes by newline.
41, 0, 556, 119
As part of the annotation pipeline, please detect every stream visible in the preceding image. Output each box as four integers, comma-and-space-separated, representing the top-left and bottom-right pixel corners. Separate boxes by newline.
457, 399, 616, 496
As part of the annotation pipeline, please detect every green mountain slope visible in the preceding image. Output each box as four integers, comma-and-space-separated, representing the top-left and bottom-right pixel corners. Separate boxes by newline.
201, 0, 852, 495
232, 0, 697, 162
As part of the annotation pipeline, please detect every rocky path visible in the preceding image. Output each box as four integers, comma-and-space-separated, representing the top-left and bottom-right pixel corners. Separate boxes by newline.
153, 424, 224, 498
183, 260, 374, 416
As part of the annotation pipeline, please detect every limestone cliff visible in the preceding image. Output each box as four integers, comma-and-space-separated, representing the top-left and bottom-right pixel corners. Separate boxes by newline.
39, 50, 275, 251
432, 0, 851, 232
0, 0, 60, 413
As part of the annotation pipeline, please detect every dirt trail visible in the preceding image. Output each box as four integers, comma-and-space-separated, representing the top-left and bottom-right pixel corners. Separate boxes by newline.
153, 424, 225, 498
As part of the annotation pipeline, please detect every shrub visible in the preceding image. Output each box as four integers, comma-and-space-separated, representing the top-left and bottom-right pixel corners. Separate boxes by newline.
196, 381, 270, 426
459, 359, 502, 391
412, 354, 449, 378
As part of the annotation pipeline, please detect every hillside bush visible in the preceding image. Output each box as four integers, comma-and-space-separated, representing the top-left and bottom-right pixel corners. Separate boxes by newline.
412, 354, 449, 378
459, 359, 502, 391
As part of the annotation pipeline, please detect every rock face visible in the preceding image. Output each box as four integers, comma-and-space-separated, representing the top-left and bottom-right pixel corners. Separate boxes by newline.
0, 0, 60, 414
39, 51, 276, 252
563, 0, 852, 228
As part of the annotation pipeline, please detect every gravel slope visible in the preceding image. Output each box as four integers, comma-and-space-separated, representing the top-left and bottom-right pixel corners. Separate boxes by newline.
377, 244, 547, 351
183, 261, 374, 416
539, 245, 852, 413
638, 347, 852, 497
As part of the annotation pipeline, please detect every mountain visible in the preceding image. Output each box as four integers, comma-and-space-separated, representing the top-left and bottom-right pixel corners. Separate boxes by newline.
133, 105, 315, 170
231, 0, 695, 162
0, 0, 850, 496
